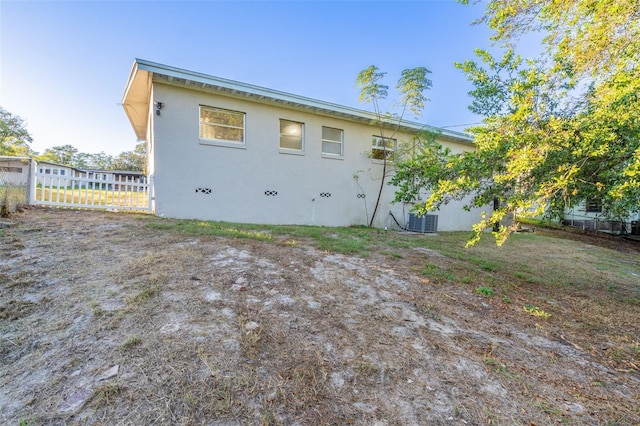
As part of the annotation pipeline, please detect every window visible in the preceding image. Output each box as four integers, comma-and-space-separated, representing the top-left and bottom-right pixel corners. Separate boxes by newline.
372, 136, 396, 161
279, 119, 304, 152
53, 169, 59, 175
200, 106, 245, 144
0, 166, 22, 173
60, 170, 66, 176
322, 126, 343, 157
586, 199, 602, 213
45, 168, 51, 174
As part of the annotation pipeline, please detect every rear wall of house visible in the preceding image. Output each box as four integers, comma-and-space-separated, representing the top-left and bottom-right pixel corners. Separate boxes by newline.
150, 82, 484, 231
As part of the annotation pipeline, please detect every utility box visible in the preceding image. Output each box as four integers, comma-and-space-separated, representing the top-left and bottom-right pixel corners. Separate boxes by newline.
407, 213, 438, 233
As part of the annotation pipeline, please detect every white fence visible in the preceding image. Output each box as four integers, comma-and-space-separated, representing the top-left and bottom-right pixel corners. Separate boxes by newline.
34, 171, 152, 213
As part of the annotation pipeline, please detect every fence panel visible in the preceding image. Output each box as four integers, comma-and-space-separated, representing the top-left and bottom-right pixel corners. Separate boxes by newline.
34, 171, 150, 213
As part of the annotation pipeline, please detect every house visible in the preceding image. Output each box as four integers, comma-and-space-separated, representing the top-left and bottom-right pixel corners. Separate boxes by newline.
0, 156, 32, 186
83, 169, 146, 191
36, 162, 145, 191
36, 161, 79, 186
564, 201, 640, 235
121, 59, 485, 230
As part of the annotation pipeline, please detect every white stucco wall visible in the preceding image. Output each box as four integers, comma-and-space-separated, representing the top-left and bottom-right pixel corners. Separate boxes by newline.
148, 82, 485, 231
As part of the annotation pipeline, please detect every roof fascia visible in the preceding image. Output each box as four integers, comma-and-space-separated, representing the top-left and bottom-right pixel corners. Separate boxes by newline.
134, 59, 474, 144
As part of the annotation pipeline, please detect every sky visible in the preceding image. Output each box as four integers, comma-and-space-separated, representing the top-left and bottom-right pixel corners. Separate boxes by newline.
1, 0, 504, 156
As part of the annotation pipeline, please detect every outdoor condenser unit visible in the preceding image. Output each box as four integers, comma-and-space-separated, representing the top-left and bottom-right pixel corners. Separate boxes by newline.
407, 213, 438, 233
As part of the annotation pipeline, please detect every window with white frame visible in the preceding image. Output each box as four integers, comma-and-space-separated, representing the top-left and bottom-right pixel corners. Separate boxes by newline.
372, 136, 396, 161
199, 106, 245, 144
279, 119, 304, 152
322, 126, 343, 156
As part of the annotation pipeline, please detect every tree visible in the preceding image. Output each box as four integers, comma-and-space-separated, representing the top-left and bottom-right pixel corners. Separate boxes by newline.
37, 144, 79, 166
110, 141, 145, 172
0, 107, 34, 157
355, 65, 432, 227
392, 0, 640, 245
74, 152, 109, 169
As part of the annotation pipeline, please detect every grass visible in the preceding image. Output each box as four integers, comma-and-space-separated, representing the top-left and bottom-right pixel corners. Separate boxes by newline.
0, 184, 27, 216
143, 217, 640, 296
476, 286, 495, 297
126, 285, 160, 306
4, 208, 640, 425
121, 335, 142, 350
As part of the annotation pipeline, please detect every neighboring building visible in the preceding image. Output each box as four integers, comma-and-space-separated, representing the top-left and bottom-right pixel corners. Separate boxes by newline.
36, 161, 145, 191
84, 170, 146, 191
0, 156, 31, 186
121, 59, 485, 230
36, 161, 79, 186
564, 201, 640, 234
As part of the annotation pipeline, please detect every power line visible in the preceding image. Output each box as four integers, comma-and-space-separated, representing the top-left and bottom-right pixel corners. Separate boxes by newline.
439, 122, 483, 129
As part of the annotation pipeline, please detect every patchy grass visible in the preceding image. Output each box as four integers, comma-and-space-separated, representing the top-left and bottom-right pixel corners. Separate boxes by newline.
2, 208, 640, 425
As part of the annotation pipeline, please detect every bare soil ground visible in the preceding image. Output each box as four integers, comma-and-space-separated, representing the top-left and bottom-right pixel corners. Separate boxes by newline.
1, 207, 639, 425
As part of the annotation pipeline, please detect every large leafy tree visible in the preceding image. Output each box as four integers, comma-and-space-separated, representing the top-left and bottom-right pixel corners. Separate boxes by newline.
75, 151, 114, 170
392, 0, 640, 245
0, 107, 34, 157
111, 141, 146, 172
38, 144, 79, 166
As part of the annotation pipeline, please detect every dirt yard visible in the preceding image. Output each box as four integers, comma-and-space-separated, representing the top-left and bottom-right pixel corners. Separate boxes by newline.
1, 207, 639, 425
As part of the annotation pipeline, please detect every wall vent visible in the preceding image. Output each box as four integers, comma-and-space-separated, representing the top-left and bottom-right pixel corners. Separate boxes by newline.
407, 213, 438, 233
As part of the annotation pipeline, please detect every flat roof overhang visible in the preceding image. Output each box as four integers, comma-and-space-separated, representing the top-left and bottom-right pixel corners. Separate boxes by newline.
122, 58, 474, 145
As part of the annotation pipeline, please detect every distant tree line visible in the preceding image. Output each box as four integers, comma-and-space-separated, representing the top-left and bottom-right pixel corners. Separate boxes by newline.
37, 143, 146, 173
0, 107, 145, 173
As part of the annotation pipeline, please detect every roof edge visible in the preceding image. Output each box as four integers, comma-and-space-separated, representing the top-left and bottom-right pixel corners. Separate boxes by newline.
133, 59, 474, 144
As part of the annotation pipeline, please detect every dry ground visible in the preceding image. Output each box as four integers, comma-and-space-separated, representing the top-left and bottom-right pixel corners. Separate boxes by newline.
1, 207, 639, 425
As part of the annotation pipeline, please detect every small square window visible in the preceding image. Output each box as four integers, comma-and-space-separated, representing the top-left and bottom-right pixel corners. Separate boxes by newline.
586, 199, 602, 213
200, 106, 246, 145
280, 119, 304, 152
322, 126, 343, 156
372, 136, 396, 161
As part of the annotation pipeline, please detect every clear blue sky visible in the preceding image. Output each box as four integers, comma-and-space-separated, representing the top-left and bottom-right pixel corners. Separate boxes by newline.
1, 0, 499, 156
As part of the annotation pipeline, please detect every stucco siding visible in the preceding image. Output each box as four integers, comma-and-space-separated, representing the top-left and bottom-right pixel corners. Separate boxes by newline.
150, 82, 484, 230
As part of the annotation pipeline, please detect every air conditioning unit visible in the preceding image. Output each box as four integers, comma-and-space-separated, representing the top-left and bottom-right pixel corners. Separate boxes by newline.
407, 213, 438, 233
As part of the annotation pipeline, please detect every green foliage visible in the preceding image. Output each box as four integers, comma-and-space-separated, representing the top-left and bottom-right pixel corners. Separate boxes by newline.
392, 0, 640, 245
37, 144, 79, 166
111, 141, 146, 172
37, 141, 145, 172
0, 107, 33, 156
476, 286, 494, 297
355, 65, 433, 227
